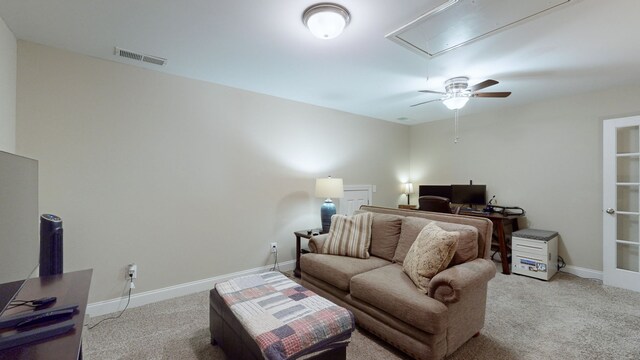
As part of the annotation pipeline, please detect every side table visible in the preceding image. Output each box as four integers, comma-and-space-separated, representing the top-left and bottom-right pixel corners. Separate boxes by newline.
294, 230, 323, 278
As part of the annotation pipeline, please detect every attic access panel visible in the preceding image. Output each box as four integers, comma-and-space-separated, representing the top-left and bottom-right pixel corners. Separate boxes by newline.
386, 0, 571, 57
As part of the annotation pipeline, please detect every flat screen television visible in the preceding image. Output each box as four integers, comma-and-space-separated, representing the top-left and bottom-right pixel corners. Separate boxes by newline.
418, 185, 452, 199
0, 151, 39, 317
451, 184, 486, 205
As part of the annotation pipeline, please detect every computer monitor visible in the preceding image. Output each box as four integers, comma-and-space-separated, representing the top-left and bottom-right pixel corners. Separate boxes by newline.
451, 184, 486, 205
418, 185, 452, 199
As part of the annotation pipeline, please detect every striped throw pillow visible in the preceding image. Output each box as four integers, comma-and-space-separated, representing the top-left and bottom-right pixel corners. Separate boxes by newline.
321, 212, 373, 259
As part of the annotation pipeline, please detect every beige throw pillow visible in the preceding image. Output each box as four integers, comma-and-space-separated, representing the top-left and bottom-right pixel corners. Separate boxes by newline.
402, 222, 459, 293
321, 212, 373, 259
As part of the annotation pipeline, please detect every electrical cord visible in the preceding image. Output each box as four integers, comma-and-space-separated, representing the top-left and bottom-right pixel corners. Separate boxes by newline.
270, 248, 281, 272
87, 275, 134, 330
7, 300, 39, 309
557, 255, 566, 270
490, 249, 499, 262
8, 297, 57, 309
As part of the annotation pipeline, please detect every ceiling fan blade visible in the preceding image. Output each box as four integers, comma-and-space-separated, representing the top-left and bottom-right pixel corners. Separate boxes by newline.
410, 98, 443, 107
418, 90, 446, 95
469, 79, 498, 92
472, 92, 511, 98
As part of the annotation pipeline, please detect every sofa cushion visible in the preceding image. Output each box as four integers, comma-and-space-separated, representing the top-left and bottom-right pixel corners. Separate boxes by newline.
369, 213, 403, 261
392, 217, 478, 266
436, 221, 478, 266
300, 253, 390, 291
350, 264, 448, 334
402, 222, 459, 292
322, 212, 373, 259
393, 217, 431, 265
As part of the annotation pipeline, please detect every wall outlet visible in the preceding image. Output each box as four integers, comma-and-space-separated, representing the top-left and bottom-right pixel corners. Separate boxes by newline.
270, 242, 278, 253
128, 263, 137, 279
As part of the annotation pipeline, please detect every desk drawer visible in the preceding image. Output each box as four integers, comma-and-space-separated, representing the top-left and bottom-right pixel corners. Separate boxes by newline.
512, 237, 548, 257
512, 253, 550, 280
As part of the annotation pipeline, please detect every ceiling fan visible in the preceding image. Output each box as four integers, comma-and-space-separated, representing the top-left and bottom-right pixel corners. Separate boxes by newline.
411, 77, 511, 110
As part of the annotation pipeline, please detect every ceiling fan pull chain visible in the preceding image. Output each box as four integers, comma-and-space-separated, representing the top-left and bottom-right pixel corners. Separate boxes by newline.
454, 109, 459, 143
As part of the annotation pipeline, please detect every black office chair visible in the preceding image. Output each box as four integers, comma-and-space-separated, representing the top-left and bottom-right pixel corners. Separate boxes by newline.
418, 196, 460, 214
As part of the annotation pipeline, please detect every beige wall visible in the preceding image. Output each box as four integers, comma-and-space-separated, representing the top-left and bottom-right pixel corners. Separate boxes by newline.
410, 85, 640, 272
17, 37, 637, 302
16, 41, 410, 302
0, 16, 16, 152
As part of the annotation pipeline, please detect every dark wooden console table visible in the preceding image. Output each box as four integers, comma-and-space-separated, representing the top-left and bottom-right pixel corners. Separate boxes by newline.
294, 230, 326, 278
0, 269, 92, 360
459, 211, 521, 274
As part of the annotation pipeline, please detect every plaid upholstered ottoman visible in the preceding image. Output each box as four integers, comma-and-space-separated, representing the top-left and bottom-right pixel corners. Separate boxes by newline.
209, 272, 354, 360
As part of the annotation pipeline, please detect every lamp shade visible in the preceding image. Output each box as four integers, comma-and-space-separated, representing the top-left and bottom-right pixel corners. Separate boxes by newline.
315, 177, 344, 199
403, 182, 414, 195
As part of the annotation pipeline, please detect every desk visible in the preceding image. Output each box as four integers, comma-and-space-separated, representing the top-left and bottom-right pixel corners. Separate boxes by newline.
398, 205, 417, 210
0, 269, 92, 360
459, 211, 521, 274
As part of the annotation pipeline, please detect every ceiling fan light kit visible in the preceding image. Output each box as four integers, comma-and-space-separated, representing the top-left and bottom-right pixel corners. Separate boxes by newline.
412, 77, 510, 110
443, 95, 469, 110
411, 76, 512, 143
303, 3, 351, 39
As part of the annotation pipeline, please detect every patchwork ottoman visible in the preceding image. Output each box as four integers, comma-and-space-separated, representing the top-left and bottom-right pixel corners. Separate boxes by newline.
209, 271, 354, 360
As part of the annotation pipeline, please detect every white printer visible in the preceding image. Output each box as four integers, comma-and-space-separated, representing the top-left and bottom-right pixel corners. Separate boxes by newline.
511, 229, 558, 281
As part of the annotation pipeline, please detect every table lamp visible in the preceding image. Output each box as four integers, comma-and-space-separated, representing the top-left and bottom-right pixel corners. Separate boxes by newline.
403, 182, 414, 205
315, 176, 344, 233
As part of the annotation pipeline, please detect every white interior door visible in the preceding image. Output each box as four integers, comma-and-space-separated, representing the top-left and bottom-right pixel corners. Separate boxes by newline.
603, 116, 640, 292
339, 185, 373, 216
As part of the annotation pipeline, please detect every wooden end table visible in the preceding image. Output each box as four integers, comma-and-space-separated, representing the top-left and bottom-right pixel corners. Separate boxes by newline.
294, 230, 324, 278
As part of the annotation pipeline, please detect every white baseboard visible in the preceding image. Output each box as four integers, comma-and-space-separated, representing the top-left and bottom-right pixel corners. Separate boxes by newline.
561, 265, 603, 280
86, 260, 296, 318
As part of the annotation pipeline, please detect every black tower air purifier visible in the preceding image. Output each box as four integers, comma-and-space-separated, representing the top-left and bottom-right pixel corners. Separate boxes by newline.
39, 214, 63, 277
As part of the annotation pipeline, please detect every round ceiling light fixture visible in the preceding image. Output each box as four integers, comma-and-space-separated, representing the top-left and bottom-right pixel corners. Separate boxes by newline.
302, 3, 351, 40
442, 94, 469, 110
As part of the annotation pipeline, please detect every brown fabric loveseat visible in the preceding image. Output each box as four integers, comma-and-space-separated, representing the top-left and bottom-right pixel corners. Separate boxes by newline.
300, 205, 495, 360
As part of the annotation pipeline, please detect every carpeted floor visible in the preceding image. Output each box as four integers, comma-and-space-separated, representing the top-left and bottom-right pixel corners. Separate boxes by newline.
84, 267, 640, 359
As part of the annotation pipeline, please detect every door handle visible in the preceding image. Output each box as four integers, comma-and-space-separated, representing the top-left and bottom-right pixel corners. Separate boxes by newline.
605, 208, 615, 214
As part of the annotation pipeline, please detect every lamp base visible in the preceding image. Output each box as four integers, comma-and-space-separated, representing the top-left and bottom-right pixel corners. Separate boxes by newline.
320, 199, 336, 233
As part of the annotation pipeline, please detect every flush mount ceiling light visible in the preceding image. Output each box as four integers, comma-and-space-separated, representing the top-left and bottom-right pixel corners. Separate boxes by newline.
302, 3, 351, 39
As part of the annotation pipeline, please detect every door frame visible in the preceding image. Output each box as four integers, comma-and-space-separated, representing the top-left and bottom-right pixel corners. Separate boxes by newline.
603, 115, 640, 292
344, 185, 373, 201
339, 185, 374, 215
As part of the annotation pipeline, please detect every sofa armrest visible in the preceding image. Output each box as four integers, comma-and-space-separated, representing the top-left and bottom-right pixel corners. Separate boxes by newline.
308, 234, 328, 253
427, 258, 496, 304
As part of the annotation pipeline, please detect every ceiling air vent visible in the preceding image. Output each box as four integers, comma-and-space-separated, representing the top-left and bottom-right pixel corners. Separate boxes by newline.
114, 47, 167, 66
